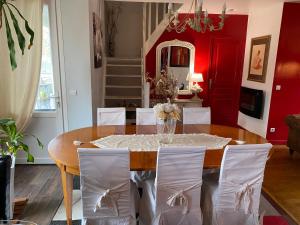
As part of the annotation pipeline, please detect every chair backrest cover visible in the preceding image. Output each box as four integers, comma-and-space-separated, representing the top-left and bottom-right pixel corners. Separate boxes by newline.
136, 108, 156, 125
97, 108, 126, 125
217, 143, 272, 214
183, 107, 211, 124
154, 146, 206, 224
78, 148, 131, 220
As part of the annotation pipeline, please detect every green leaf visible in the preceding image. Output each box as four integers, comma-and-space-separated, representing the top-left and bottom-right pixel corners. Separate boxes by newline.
0, 4, 3, 29
36, 137, 44, 149
28, 134, 44, 149
25, 20, 34, 49
27, 152, 34, 163
2, 7, 17, 70
7, 6, 25, 54
7, 2, 34, 49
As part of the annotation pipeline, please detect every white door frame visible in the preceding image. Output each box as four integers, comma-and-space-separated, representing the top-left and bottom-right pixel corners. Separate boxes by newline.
36, 0, 69, 132
33, 0, 67, 132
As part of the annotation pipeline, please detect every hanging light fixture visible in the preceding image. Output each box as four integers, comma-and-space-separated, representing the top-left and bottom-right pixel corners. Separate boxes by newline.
167, 0, 227, 33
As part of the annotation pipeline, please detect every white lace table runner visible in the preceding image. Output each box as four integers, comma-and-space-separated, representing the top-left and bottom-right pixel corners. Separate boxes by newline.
91, 133, 231, 151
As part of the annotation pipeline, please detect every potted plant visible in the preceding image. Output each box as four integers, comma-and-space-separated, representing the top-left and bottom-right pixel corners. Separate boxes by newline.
0, 118, 42, 220
0, 0, 35, 70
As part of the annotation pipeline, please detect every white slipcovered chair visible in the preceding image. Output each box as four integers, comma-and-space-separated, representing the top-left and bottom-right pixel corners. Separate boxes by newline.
136, 108, 156, 125
78, 148, 139, 225
183, 107, 211, 124
201, 143, 273, 225
97, 107, 126, 125
140, 146, 206, 225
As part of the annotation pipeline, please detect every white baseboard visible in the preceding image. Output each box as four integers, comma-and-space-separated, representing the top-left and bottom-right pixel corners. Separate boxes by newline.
16, 157, 55, 164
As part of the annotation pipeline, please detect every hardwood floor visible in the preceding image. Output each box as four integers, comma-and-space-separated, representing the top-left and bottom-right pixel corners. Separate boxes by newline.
14, 147, 300, 225
14, 165, 63, 225
263, 146, 300, 225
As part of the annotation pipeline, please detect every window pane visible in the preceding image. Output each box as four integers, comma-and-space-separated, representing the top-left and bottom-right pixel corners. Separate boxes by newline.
35, 4, 56, 111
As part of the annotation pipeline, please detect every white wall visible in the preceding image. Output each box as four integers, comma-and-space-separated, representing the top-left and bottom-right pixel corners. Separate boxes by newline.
60, 0, 93, 130
106, 1, 143, 58
237, 0, 284, 137
179, 0, 250, 14
90, 0, 105, 125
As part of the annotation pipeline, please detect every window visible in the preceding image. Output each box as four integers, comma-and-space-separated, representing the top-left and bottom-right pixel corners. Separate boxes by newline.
35, 4, 55, 111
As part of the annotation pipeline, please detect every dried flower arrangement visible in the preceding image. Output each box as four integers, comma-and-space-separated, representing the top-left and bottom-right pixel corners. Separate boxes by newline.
106, 4, 121, 57
153, 99, 180, 121
147, 68, 178, 105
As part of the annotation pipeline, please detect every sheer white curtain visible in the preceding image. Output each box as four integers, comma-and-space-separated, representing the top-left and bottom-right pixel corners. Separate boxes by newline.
0, 0, 42, 131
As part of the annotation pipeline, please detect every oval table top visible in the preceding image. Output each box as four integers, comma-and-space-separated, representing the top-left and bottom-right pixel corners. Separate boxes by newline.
48, 124, 267, 175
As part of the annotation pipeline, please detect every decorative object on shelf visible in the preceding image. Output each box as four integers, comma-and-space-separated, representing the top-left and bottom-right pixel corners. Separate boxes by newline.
156, 39, 195, 95
167, 0, 226, 33
0, 118, 43, 220
147, 68, 178, 105
154, 99, 180, 144
0, 0, 35, 70
248, 35, 271, 83
106, 4, 121, 57
190, 72, 204, 99
92, 12, 103, 68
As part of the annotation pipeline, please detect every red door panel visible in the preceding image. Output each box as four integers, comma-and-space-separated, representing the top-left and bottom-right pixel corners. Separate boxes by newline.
209, 38, 244, 126
267, 2, 300, 144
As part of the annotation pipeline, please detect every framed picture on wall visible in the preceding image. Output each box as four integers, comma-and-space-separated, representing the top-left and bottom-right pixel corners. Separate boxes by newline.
248, 35, 271, 83
170, 46, 190, 67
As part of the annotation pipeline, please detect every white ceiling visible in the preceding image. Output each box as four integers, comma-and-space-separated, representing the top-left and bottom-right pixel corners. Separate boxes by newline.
105, 0, 300, 15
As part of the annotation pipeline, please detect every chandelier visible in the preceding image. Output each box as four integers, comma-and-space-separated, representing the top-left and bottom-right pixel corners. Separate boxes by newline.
167, 0, 227, 33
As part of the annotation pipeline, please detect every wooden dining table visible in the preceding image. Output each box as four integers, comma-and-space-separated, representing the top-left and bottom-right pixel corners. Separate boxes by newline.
48, 124, 267, 225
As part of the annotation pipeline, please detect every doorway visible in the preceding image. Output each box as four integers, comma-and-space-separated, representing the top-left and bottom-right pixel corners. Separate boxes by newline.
208, 37, 244, 127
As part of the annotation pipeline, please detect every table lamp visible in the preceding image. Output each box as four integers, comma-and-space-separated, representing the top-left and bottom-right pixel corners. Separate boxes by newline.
190, 73, 204, 99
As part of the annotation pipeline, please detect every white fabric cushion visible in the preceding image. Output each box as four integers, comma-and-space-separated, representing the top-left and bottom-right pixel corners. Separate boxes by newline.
201, 143, 272, 225
140, 146, 206, 225
136, 108, 156, 125
97, 108, 126, 125
78, 148, 138, 225
140, 179, 156, 224
183, 107, 211, 124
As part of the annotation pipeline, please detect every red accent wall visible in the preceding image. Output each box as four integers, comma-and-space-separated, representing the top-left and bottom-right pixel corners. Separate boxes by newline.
267, 3, 300, 144
146, 14, 248, 106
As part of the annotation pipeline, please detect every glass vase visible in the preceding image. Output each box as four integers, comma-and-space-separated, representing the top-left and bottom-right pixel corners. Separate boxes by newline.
157, 118, 177, 144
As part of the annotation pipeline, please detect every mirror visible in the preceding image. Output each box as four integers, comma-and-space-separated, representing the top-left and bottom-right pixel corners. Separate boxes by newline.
156, 39, 195, 94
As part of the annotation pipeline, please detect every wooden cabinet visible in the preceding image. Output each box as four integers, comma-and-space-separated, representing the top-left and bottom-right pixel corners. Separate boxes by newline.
174, 98, 203, 108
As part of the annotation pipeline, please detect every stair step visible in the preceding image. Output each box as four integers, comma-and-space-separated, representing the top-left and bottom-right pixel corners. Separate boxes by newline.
126, 107, 137, 112
107, 57, 141, 65
105, 96, 142, 100
107, 64, 141, 67
106, 85, 142, 89
106, 77, 141, 86
107, 66, 141, 75
106, 74, 141, 78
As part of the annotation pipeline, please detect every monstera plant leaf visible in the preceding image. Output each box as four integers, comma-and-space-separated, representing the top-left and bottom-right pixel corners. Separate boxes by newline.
0, 0, 35, 70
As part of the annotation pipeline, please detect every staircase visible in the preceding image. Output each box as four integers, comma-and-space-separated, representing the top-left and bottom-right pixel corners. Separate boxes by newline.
143, 2, 182, 55
104, 57, 143, 124
103, 2, 183, 121
142, 3, 182, 107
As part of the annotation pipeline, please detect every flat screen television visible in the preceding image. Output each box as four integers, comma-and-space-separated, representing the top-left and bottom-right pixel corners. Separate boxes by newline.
239, 86, 264, 119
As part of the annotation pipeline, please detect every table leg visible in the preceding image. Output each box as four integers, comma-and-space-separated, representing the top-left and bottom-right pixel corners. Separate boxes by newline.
59, 165, 73, 225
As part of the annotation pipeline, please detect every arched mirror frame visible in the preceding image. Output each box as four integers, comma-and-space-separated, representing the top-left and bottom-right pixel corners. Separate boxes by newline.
156, 39, 195, 95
